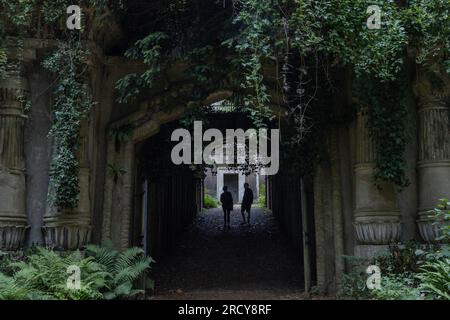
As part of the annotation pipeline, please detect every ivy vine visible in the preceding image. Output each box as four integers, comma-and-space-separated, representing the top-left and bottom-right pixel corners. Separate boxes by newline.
42, 40, 93, 209
225, 0, 281, 128
355, 75, 410, 189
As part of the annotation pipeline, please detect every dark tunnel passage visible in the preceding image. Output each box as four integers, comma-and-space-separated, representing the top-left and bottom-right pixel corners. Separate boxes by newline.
130, 114, 317, 298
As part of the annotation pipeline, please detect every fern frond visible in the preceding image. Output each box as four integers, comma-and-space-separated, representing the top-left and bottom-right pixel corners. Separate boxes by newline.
114, 259, 151, 285
115, 247, 145, 273
85, 244, 118, 273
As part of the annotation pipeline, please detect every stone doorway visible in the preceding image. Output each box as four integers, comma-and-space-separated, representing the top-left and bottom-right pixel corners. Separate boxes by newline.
223, 173, 239, 204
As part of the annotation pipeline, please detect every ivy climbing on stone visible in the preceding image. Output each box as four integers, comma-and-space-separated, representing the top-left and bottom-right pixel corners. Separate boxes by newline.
42, 40, 93, 209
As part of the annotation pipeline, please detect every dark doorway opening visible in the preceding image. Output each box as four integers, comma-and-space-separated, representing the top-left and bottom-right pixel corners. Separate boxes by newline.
132, 122, 199, 258
130, 113, 317, 299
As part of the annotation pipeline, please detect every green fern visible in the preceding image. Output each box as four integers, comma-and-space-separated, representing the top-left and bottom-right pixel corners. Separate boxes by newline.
417, 258, 450, 300
0, 273, 29, 300
0, 243, 154, 300
85, 241, 155, 299
14, 248, 106, 300
85, 241, 118, 274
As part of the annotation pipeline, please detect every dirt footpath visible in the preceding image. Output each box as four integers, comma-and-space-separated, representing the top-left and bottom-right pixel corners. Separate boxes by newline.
150, 207, 307, 300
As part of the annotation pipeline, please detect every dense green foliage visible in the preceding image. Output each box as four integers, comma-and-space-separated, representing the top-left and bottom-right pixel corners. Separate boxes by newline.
230, 0, 409, 186
407, 0, 450, 73
416, 258, 450, 299
257, 183, 267, 208
433, 199, 450, 242
225, 1, 279, 128
113, 0, 450, 188
341, 243, 450, 300
0, 0, 123, 36
0, 247, 106, 300
341, 202, 450, 300
116, 32, 169, 104
84, 242, 155, 299
355, 77, 410, 188
203, 194, 219, 209
0, 243, 153, 300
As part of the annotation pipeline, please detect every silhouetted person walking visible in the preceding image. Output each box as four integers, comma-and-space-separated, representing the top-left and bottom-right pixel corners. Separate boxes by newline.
241, 183, 254, 226
220, 186, 233, 230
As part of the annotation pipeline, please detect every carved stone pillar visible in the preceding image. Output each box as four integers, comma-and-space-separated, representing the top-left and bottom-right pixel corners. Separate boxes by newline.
0, 65, 29, 250
43, 122, 92, 250
354, 110, 401, 244
416, 94, 450, 243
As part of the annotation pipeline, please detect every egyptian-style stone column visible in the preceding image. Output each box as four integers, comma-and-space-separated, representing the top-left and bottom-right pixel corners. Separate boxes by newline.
0, 64, 29, 250
354, 110, 401, 245
43, 122, 92, 250
416, 94, 450, 243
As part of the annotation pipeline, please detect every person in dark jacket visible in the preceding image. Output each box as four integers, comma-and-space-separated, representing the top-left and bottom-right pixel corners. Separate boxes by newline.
241, 183, 254, 225
220, 186, 233, 230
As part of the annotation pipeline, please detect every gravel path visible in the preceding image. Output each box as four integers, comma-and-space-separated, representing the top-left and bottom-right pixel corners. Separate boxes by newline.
149, 206, 306, 300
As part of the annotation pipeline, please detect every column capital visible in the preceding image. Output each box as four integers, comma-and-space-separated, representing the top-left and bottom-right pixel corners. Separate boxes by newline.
417, 93, 448, 111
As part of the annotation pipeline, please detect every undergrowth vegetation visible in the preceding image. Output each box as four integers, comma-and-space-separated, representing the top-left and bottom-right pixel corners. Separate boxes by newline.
203, 194, 219, 209
0, 242, 154, 300
341, 200, 450, 300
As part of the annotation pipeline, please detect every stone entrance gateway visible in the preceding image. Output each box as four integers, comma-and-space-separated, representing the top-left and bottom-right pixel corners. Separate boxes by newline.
0, 39, 449, 295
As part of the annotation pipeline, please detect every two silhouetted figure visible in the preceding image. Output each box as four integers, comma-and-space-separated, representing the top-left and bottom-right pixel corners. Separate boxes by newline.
220, 183, 254, 230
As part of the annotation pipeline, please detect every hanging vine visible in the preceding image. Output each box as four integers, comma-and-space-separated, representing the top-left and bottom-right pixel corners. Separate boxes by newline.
225, 0, 281, 128
230, 0, 412, 187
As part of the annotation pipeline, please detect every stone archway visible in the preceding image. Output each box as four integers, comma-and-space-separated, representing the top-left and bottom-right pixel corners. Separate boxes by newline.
100, 89, 237, 249
101, 104, 186, 250
98, 93, 344, 293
